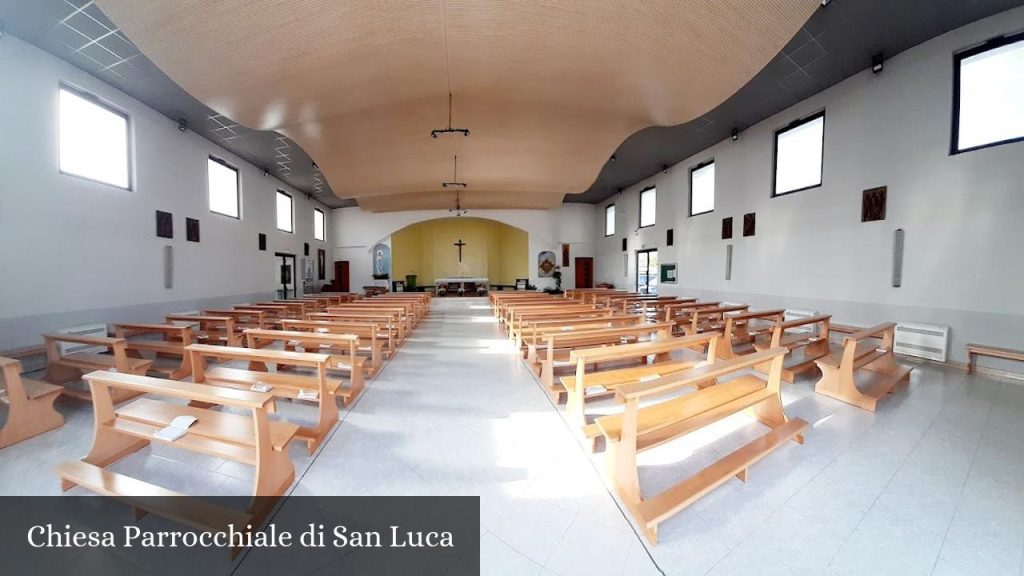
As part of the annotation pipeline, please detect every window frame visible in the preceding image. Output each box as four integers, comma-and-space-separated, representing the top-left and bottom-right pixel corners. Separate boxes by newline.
314, 207, 326, 241
771, 110, 826, 198
207, 155, 241, 219
638, 187, 657, 228
604, 204, 616, 237
57, 83, 132, 190
276, 189, 294, 233
951, 31, 1024, 155
688, 159, 715, 217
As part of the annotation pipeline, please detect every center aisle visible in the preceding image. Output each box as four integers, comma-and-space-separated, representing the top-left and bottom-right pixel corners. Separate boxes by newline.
292, 297, 658, 575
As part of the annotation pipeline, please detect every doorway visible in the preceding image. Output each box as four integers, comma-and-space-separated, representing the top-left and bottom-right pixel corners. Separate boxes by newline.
334, 260, 350, 292
636, 249, 658, 294
574, 257, 594, 289
275, 252, 297, 298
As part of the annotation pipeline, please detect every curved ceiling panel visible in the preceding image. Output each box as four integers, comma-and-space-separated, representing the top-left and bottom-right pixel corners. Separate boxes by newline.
96, 0, 819, 211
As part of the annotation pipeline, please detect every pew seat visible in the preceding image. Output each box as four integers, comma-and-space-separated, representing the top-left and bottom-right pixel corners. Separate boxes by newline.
814, 323, 911, 411
965, 343, 1024, 375
203, 366, 344, 403
587, 348, 807, 544
56, 370, 299, 554
42, 333, 152, 402
0, 356, 65, 448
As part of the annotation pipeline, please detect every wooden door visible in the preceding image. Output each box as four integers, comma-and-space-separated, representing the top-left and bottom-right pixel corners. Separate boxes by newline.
574, 257, 594, 289
335, 261, 350, 292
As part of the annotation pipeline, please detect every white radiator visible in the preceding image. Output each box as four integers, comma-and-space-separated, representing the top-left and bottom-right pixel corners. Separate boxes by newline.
784, 309, 819, 335
55, 324, 109, 355
894, 322, 949, 362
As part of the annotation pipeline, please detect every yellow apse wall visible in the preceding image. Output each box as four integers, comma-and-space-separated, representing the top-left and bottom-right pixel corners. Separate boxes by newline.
390, 217, 528, 286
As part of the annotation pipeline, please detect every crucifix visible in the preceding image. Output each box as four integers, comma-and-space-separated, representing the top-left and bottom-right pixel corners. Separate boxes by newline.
453, 238, 466, 262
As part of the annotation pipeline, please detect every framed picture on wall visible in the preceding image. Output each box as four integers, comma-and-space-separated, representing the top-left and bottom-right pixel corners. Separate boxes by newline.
660, 263, 678, 284
538, 251, 557, 277
317, 249, 326, 280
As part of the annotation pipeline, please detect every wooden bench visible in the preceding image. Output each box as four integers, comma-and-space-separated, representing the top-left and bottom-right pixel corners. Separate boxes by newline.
662, 301, 723, 334
326, 307, 408, 342
717, 309, 786, 359
753, 314, 833, 383
244, 328, 365, 404
57, 370, 298, 553
333, 302, 418, 329
309, 312, 399, 354
203, 309, 268, 332
166, 314, 241, 347
510, 308, 613, 346
0, 356, 64, 448
187, 344, 340, 454
42, 333, 152, 402
235, 304, 293, 328
588, 347, 808, 544
965, 343, 1024, 375
678, 304, 750, 337
561, 333, 721, 435
521, 315, 645, 361
814, 323, 912, 412
112, 323, 194, 379
281, 319, 384, 376
536, 322, 675, 398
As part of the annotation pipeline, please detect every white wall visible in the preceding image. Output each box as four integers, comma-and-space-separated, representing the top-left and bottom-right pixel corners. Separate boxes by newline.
593, 7, 1024, 364
332, 205, 595, 291
0, 35, 333, 351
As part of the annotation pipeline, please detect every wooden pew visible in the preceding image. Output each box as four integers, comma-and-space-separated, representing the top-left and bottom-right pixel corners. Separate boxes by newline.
522, 315, 646, 362
587, 348, 808, 544
536, 322, 675, 399
510, 307, 613, 346
244, 328, 365, 404
166, 314, 240, 347
326, 306, 409, 340
332, 302, 417, 330
561, 334, 721, 434
505, 303, 599, 333
965, 343, 1024, 375
203, 309, 268, 332
0, 356, 64, 448
187, 344, 340, 453
281, 319, 384, 376
57, 370, 298, 550
754, 314, 833, 382
678, 304, 750, 337
237, 304, 294, 327
814, 323, 912, 412
310, 311, 400, 352
717, 309, 786, 359
662, 301, 723, 334
112, 323, 194, 379
42, 333, 152, 402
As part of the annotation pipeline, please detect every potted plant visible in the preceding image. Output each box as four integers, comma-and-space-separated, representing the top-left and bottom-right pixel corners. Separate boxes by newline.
544, 267, 564, 295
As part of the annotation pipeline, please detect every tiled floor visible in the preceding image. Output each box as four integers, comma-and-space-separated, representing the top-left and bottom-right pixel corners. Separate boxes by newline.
2, 297, 1023, 576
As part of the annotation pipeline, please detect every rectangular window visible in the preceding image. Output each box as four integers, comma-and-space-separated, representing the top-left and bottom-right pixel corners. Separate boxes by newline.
58, 86, 130, 189
639, 187, 656, 227
689, 160, 715, 216
953, 33, 1024, 154
314, 208, 326, 241
773, 112, 825, 196
208, 157, 240, 218
276, 190, 293, 233
604, 204, 615, 236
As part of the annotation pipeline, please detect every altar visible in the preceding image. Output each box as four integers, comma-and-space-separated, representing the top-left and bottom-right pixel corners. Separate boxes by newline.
435, 277, 489, 295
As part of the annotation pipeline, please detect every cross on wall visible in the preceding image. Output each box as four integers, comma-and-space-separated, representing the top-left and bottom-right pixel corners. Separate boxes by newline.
454, 238, 466, 262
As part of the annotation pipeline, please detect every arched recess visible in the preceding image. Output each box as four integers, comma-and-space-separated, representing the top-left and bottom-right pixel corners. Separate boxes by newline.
382, 217, 529, 287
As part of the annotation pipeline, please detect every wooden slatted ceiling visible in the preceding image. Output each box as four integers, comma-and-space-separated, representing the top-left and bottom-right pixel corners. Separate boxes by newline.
96, 0, 818, 211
